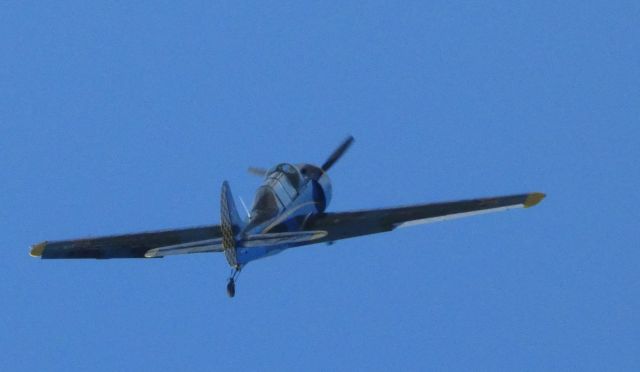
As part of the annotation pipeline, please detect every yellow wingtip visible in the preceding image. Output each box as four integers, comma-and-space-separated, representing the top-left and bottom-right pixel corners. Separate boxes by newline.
524, 193, 546, 208
30, 242, 47, 257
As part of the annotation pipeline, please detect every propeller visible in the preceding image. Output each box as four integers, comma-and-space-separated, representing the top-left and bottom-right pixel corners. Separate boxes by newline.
321, 135, 354, 171
247, 166, 268, 177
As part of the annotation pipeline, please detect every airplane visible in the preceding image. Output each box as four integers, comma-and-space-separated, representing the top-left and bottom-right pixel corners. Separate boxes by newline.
30, 136, 545, 297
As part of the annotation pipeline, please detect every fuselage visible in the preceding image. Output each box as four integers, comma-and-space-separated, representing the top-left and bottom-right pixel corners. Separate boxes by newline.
235, 163, 332, 265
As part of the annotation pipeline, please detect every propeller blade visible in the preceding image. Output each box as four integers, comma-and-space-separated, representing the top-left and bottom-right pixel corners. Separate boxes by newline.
248, 167, 268, 177
321, 135, 355, 171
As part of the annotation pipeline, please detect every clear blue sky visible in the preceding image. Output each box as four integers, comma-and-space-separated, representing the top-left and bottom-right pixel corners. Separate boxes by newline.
2, 1, 638, 371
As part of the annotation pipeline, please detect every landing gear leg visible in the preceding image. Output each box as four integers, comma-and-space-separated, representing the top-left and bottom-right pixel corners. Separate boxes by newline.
226, 267, 241, 298
226, 278, 235, 297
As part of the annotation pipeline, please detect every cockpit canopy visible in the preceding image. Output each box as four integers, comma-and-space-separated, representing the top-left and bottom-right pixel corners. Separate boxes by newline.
265, 163, 303, 190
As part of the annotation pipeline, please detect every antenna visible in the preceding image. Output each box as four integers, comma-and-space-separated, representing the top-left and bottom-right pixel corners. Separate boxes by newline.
238, 196, 250, 218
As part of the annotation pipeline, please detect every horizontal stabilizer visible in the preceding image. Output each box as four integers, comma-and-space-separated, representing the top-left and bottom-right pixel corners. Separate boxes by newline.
240, 231, 327, 248
144, 238, 224, 257
144, 231, 327, 257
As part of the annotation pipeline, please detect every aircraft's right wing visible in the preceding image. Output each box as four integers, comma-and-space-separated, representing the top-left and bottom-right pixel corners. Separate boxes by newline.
293, 192, 545, 246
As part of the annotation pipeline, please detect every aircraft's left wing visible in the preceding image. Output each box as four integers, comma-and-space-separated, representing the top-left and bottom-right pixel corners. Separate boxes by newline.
30, 225, 223, 259
289, 192, 545, 247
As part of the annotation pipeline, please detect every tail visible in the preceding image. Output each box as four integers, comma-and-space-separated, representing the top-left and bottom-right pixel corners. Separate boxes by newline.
221, 181, 245, 268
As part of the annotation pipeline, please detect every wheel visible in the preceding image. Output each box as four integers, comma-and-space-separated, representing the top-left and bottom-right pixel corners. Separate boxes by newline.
226, 279, 236, 298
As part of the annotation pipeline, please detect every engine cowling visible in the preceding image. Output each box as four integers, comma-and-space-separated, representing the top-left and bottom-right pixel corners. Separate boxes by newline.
298, 163, 332, 212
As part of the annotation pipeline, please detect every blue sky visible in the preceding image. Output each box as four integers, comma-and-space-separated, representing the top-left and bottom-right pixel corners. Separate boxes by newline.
1, 1, 638, 371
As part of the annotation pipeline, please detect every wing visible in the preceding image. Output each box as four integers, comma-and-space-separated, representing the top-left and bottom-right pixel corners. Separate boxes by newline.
30, 193, 544, 258
291, 192, 545, 246
30, 225, 223, 259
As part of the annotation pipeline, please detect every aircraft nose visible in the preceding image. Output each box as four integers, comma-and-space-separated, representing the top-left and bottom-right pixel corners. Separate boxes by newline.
30, 242, 47, 257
